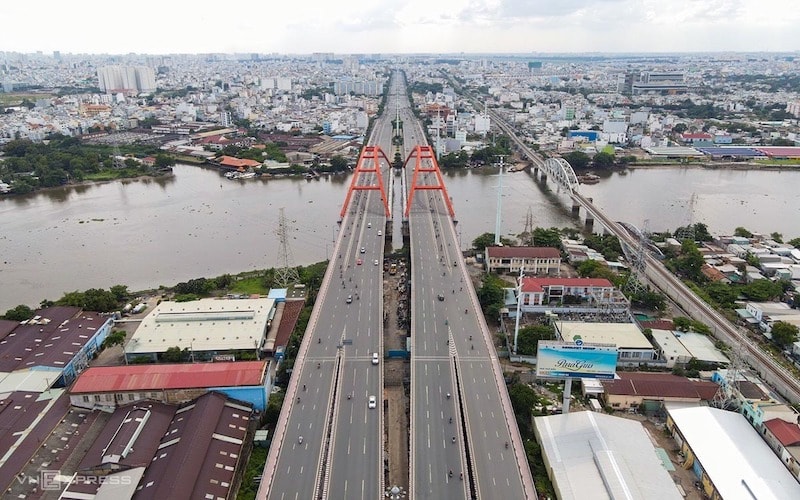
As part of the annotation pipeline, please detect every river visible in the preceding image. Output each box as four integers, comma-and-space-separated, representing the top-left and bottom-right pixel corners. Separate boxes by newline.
1, 164, 798, 311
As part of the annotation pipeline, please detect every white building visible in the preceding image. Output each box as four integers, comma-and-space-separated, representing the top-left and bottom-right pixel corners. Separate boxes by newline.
667, 406, 800, 500
124, 298, 276, 362
534, 411, 682, 500
556, 322, 656, 363
97, 65, 156, 94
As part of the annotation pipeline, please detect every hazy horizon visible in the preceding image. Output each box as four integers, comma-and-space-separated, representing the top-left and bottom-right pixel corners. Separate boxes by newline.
3, 0, 798, 56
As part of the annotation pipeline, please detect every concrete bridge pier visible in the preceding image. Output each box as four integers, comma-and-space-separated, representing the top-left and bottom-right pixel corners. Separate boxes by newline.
584, 215, 594, 231
571, 202, 580, 217
540, 173, 547, 184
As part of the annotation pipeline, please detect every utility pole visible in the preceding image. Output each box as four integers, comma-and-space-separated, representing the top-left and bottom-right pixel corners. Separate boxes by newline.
494, 155, 506, 246
513, 267, 524, 354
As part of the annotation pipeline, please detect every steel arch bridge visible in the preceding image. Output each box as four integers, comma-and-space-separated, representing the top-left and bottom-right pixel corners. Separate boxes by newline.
540, 157, 581, 193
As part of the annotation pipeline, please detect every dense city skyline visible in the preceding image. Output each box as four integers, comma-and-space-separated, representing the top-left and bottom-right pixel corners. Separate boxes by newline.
4, 0, 799, 55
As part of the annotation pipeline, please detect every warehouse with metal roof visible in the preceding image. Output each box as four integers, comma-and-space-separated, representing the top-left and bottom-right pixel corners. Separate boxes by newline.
667, 406, 800, 500
534, 411, 682, 500
124, 298, 276, 362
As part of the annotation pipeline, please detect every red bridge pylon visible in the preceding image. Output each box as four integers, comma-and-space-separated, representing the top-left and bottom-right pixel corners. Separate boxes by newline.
339, 146, 391, 219
403, 146, 455, 219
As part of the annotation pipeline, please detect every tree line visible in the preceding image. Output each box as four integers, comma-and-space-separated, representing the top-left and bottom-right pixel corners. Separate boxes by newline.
1, 135, 171, 194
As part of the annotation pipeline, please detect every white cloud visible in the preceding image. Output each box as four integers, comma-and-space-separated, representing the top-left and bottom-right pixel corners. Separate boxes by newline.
0, 0, 797, 54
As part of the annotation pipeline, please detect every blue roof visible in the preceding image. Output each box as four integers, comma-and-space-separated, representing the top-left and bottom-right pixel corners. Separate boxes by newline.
695, 147, 766, 157
332, 135, 356, 140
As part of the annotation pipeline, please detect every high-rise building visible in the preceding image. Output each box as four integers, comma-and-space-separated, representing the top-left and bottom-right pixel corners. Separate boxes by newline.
97, 66, 156, 94
621, 71, 687, 95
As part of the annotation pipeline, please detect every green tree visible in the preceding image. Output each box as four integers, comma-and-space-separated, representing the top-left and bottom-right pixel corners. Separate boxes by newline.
329, 155, 348, 171
477, 275, 504, 309
770, 232, 783, 243
516, 325, 554, 355
734, 227, 753, 238
672, 123, 688, 134
154, 154, 175, 169
508, 383, 540, 435
82, 288, 119, 312
161, 346, 190, 363
471, 232, 513, 251
788, 237, 800, 248
562, 151, 590, 170
592, 151, 615, 169
772, 321, 799, 348
742, 279, 783, 301
3, 304, 35, 321
675, 240, 706, 282
631, 289, 667, 311
530, 227, 562, 248
576, 260, 603, 278
110, 285, 130, 302
704, 281, 739, 308
102, 330, 127, 349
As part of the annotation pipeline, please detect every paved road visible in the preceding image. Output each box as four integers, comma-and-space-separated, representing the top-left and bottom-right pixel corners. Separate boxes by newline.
394, 73, 535, 499
261, 71, 535, 500
261, 98, 390, 500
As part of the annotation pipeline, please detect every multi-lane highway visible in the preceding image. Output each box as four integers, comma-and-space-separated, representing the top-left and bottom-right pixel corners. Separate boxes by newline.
260, 103, 391, 500
260, 71, 535, 499
393, 73, 535, 499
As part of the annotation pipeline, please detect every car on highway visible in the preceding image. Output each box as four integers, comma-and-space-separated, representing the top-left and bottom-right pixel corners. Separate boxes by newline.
356, 258, 363, 265
367, 222, 372, 228
368, 395, 377, 409
346, 294, 353, 303
373, 259, 379, 266
437, 293, 445, 301
377, 230, 382, 236
360, 247, 366, 253
372, 352, 379, 365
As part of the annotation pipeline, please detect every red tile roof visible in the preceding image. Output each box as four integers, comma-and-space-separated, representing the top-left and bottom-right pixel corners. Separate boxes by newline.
70, 361, 267, 394
521, 277, 612, 293
680, 132, 713, 140
218, 155, 261, 168
274, 299, 305, 350
765, 418, 800, 447
486, 246, 561, 259
754, 146, 800, 158
639, 320, 675, 331
602, 372, 718, 400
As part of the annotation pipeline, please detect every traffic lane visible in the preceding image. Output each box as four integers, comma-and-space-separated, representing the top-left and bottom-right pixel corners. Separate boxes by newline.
412, 360, 469, 499
459, 361, 526, 499
328, 360, 381, 500
270, 359, 335, 499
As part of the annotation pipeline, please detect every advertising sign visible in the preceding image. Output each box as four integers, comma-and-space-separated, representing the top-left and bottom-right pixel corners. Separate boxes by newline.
536, 341, 617, 379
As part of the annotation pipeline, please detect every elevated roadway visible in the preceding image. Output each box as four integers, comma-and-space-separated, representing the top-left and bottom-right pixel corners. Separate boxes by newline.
393, 74, 535, 499
261, 72, 537, 500
259, 100, 392, 500
489, 107, 800, 403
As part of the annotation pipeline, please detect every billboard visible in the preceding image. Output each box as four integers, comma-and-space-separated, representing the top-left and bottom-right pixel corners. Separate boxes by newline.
536, 341, 617, 379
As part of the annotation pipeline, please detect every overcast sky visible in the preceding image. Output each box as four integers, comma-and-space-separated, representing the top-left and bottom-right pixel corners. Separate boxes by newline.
3, 0, 799, 55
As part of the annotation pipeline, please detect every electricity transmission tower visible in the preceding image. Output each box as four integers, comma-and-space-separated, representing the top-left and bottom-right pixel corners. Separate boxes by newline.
523, 206, 535, 246
275, 208, 300, 288
711, 341, 745, 411
624, 220, 650, 295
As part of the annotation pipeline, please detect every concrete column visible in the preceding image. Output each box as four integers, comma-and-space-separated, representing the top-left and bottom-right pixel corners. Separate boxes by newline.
562, 378, 572, 414
584, 216, 594, 231
571, 203, 580, 216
